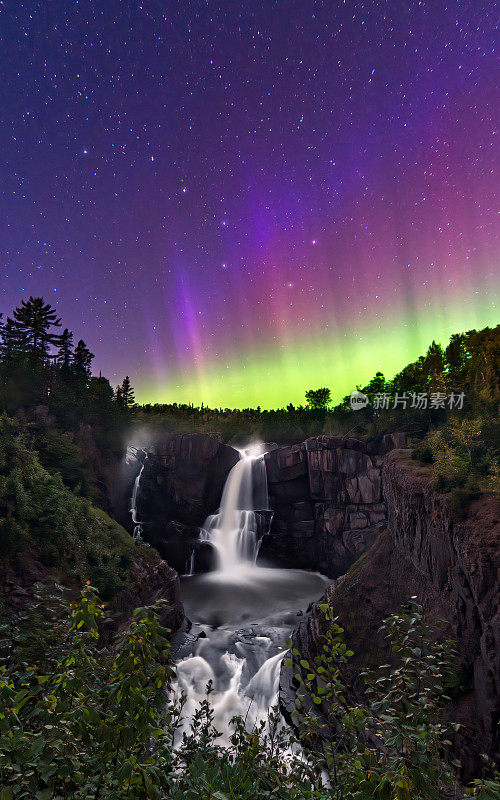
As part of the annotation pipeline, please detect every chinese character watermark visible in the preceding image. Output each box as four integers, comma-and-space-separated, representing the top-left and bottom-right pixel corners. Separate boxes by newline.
351, 391, 465, 411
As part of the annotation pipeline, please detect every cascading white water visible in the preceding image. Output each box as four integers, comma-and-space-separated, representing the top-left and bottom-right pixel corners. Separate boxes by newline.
173, 442, 331, 748
130, 464, 144, 539
202, 447, 269, 573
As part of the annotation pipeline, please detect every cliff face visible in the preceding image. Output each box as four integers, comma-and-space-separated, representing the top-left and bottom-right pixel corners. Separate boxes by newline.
104, 556, 183, 641
128, 430, 498, 772
133, 432, 404, 577
134, 433, 239, 573
283, 449, 499, 776
382, 451, 499, 772
260, 435, 404, 576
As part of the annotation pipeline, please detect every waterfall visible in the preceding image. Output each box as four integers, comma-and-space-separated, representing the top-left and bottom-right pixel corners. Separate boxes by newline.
201, 446, 270, 573
130, 464, 144, 539
174, 441, 331, 751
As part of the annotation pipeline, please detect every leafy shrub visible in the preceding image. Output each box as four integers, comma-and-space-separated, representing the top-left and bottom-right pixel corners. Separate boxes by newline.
1, 589, 498, 799
287, 599, 467, 799
412, 415, 500, 515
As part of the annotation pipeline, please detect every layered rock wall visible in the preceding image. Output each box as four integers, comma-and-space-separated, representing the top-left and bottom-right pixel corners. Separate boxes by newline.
135, 433, 239, 572
134, 432, 404, 578
261, 435, 398, 576
282, 449, 499, 776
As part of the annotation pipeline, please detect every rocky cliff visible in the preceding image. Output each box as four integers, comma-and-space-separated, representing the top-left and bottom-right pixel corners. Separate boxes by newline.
260, 434, 405, 576
104, 555, 182, 641
134, 432, 404, 577
282, 449, 499, 776
127, 431, 498, 769
134, 433, 239, 573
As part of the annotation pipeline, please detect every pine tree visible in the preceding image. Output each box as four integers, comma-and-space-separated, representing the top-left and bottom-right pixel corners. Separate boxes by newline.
57, 328, 74, 369
12, 296, 61, 361
120, 376, 135, 408
73, 339, 94, 379
424, 341, 446, 390
0, 316, 26, 361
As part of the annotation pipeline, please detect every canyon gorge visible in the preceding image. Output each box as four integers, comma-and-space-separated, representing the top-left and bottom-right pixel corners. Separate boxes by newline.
127, 431, 499, 775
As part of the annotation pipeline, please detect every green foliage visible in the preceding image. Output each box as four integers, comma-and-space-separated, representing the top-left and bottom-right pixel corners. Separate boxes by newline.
412, 415, 499, 515
287, 599, 466, 800
1, 589, 496, 799
0, 585, 315, 800
0, 414, 141, 599
0, 585, 178, 799
0, 296, 131, 511
305, 388, 332, 410
26, 423, 95, 497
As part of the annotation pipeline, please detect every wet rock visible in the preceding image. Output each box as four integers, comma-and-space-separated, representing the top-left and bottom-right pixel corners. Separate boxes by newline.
283, 451, 499, 778
140, 520, 199, 575
192, 540, 217, 573
136, 433, 239, 529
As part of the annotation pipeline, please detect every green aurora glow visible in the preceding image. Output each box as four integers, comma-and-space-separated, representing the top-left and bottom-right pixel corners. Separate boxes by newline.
138, 294, 498, 409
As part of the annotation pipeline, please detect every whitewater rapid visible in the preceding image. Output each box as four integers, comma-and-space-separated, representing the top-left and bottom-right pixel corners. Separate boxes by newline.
171, 445, 330, 746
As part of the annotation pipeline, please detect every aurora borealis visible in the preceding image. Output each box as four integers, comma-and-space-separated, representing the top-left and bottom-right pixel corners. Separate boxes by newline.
1, 1, 498, 407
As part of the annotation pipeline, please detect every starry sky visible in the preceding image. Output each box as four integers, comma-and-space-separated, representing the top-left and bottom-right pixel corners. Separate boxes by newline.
0, 1, 498, 407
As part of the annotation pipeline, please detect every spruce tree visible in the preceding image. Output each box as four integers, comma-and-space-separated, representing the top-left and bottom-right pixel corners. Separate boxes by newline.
12, 296, 61, 361
57, 328, 74, 369
73, 339, 94, 379
0, 316, 26, 361
120, 376, 135, 408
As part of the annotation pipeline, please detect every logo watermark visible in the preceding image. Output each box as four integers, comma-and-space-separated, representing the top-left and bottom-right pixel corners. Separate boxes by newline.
350, 390, 369, 410
349, 391, 465, 411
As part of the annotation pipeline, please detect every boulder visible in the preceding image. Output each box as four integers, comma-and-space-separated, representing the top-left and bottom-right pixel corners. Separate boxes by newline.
192, 540, 217, 573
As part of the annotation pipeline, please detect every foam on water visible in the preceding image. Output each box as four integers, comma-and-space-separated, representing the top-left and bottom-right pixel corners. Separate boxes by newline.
171, 443, 331, 746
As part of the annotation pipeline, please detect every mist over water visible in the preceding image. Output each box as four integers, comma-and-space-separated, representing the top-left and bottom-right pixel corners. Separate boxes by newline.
173, 445, 330, 745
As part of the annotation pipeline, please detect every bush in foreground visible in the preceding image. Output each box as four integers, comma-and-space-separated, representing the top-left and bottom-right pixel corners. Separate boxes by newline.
0, 588, 498, 799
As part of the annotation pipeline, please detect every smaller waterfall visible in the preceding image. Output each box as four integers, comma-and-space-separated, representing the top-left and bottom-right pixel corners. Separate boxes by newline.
130, 465, 144, 539
201, 446, 270, 574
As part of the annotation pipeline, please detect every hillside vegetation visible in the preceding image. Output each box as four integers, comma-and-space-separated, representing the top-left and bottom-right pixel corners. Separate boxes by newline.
0, 413, 157, 604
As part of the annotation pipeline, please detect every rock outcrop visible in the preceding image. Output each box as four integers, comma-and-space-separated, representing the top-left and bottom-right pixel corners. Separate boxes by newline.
1, 544, 184, 644
105, 555, 183, 641
282, 449, 500, 776
133, 433, 401, 578
134, 433, 239, 572
260, 436, 392, 576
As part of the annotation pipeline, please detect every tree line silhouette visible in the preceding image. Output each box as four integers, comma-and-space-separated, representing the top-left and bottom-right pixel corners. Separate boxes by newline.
0, 296, 134, 409
0, 294, 498, 442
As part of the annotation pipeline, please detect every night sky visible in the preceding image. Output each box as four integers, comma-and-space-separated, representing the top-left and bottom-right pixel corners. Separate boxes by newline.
0, 1, 497, 407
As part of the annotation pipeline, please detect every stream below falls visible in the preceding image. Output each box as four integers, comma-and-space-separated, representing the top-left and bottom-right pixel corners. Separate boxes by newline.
174, 568, 330, 746
169, 446, 331, 746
